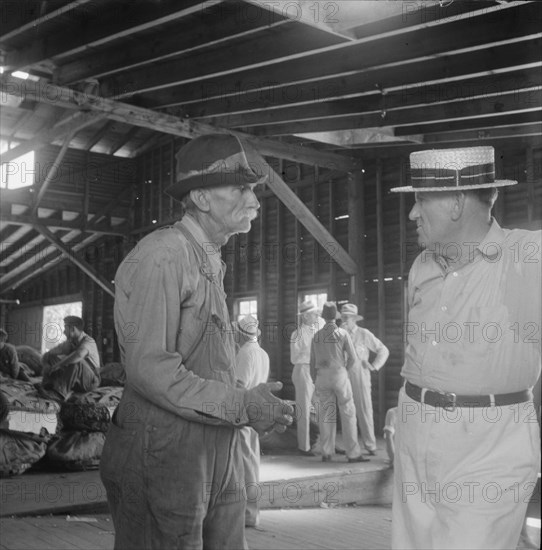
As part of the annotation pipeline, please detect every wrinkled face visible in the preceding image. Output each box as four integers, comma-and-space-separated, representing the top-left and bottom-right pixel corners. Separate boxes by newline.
409, 192, 456, 249
206, 183, 260, 237
302, 311, 319, 326
341, 315, 357, 330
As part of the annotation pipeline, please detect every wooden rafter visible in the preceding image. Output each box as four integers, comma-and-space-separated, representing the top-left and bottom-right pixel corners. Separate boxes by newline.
0, 74, 357, 170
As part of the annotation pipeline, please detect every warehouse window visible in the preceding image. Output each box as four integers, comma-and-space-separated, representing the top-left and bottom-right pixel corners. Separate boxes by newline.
0, 140, 35, 189
234, 297, 258, 322
299, 290, 327, 312
42, 301, 83, 353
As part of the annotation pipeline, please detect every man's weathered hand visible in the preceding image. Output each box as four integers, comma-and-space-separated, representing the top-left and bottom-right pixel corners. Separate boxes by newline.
243, 381, 294, 435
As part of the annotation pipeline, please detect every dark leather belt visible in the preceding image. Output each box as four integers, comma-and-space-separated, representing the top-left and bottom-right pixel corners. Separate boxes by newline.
405, 381, 532, 409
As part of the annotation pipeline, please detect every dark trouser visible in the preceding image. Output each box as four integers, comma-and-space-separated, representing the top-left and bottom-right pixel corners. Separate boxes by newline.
100, 386, 247, 550
42, 357, 100, 398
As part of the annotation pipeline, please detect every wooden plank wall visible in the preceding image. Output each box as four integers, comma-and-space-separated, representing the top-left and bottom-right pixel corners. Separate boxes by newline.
8, 141, 540, 429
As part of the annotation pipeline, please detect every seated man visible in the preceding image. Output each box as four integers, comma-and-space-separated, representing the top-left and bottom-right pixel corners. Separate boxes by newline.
0, 328, 32, 382
40, 316, 100, 400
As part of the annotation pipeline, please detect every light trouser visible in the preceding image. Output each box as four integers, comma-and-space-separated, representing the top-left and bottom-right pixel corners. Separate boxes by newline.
348, 363, 377, 452
315, 367, 362, 459
392, 386, 540, 550
292, 363, 314, 452
100, 387, 247, 550
42, 356, 99, 399
239, 426, 261, 527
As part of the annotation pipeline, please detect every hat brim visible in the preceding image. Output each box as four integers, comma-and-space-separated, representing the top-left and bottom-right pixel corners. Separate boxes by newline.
165, 173, 267, 201
390, 180, 517, 193
341, 314, 364, 321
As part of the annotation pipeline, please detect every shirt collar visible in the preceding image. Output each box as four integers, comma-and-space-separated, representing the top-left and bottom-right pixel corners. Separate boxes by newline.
176, 215, 225, 279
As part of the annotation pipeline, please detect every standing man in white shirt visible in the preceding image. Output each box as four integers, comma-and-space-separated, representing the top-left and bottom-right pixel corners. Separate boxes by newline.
290, 300, 324, 456
235, 315, 270, 528
340, 303, 389, 455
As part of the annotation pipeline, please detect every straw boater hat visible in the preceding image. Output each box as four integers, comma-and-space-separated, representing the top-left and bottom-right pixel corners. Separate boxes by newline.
340, 303, 364, 321
237, 315, 260, 339
165, 133, 268, 201
390, 146, 517, 193
298, 300, 319, 316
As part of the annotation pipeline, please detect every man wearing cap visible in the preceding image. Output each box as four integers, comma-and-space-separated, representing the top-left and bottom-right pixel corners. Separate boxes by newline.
100, 134, 294, 549
340, 303, 389, 455
290, 300, 324, 456
235, 315, 270, 528
310, 302, 370, 463
390, 146, 540, 549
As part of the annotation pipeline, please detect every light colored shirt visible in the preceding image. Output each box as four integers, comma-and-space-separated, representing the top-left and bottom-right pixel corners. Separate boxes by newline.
114, 214, 248, 426
310, 321, 357, 377
402, 219, 541, 395
236, 341, 270, 390
346, 325, 389, 371
48, 332, 100, 373
290, 318, 324, 365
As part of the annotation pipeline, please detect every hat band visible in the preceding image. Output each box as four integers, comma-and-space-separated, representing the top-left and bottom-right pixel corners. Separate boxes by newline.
410, 163, 495, 189
239, 326, 257, 337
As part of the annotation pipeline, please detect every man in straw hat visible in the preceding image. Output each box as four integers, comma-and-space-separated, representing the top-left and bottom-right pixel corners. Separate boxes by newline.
390, 146, 540, 549
235, 315, 270, 528
100, 134, 294, 549
310, 302, 370, 463
340, 303, 389, 455
290, 299, 324, 456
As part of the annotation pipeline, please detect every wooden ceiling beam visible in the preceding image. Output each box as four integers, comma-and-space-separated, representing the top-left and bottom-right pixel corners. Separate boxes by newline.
0, 0, 95, 42
0, 231, 104, 294
57, 6, 290, 85
395, 111, 542, 136
1, 189, 131, 220
34, 224, 115, 297
423, 124, 542, 144
0, 212, 126, 236
135, 2, 539, 107
3, 0, 225, 71
250, 90, 542, 136
0, 111, 105, 164
0, 74, 358, 170
247, 142, 357, 275
181, 37, 542, 116
200, 68, 542, 129
0, 228, 40, 264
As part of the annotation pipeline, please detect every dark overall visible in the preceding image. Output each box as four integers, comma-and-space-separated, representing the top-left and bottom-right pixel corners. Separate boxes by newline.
100, 224, 247, 550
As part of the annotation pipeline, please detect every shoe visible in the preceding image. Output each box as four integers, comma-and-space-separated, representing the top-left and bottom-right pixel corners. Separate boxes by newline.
36, 386, 65, 403
322, 455, 333, 462
367, 449, 377, 456
298, 449, 315, 457
347, 455, 370, 463
334, 448, 346, 455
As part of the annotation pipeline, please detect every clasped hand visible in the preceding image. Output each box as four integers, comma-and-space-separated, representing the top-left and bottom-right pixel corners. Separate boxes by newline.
243, 381, 294, 435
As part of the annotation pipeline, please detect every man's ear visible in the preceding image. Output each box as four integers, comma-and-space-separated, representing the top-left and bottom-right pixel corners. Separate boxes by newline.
189, 188, 211, 212
450, 192, 466, 221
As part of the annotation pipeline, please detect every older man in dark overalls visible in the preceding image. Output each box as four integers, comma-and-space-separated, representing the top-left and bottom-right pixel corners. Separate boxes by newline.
100, 134, 293, 550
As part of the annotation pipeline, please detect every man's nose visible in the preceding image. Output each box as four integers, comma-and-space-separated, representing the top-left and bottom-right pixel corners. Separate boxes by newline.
247, 188, 260, 210
408, 203, 419, 221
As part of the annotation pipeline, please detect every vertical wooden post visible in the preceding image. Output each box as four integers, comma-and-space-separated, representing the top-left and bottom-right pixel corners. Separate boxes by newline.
347, 168, 365, 307
277, 159, 285, 383
259, 196, 267, 351
328, 169, 336, 300
375, 158, 386, 430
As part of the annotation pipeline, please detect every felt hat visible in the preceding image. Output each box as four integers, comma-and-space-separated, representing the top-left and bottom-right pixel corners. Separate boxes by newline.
390, 146, 517, 193
165, 133, 268, 201
340, 303, 364, 321
298, 300, 318, 315
237, 315, 259, 338
321, 302, 339, 321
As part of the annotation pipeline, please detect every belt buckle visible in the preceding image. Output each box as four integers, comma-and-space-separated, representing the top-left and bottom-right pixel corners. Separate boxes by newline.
442, 392, 457, 411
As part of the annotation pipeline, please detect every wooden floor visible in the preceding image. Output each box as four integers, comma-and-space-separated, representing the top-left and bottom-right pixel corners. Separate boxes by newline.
0, 505, 391, 550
